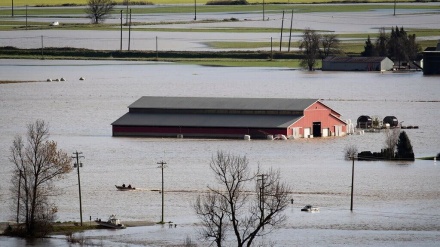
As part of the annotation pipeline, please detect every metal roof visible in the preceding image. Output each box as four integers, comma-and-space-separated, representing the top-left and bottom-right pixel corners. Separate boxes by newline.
323, 56, 389, 63
129, 96, 318, 111
112, 113, 302, 128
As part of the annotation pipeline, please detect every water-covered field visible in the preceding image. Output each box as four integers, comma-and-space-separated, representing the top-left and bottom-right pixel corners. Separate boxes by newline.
1, 4, 439, 51
0, 59, 439, 246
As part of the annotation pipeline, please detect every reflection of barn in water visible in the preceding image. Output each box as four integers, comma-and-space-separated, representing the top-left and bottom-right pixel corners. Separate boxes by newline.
383, 116, 398, 127
357, 115, 372, 129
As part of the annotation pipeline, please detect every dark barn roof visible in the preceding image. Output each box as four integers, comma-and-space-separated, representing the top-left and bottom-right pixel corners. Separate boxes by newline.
112, 113, 302, 128
128, 96, 318, 112
112, 97, 318, 129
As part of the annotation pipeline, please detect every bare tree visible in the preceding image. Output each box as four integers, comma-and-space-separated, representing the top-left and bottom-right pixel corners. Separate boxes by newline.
85, 0, 115, 24
299, 28, 321, 71
321, 33, 342, 58
9, 120, 72, 237
194, 151, 291, 247
384, 128, 400, 159
194, 192, 228, 247
344, 144, 358, 160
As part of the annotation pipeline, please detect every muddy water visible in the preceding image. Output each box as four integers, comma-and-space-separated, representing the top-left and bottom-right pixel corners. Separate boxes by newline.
0, 59, 439, 246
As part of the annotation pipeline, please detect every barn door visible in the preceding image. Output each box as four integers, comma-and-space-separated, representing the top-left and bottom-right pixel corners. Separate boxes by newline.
313, 122, 322, 137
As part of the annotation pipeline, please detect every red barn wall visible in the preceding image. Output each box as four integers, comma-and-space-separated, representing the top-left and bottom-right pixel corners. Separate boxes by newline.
113, 126, 288, 139
291, 101, 346, 137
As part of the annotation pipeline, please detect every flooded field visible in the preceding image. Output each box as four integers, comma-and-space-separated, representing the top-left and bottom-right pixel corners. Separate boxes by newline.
0, 59, 439, 246
1, 4, 439, 51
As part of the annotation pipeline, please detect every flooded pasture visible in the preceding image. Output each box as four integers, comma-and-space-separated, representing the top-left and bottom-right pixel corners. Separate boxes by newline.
1, 4, 439, 51
0, 59, 439, 246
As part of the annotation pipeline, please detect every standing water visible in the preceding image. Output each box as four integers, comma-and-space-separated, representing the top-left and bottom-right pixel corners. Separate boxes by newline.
0, 59, 439, 246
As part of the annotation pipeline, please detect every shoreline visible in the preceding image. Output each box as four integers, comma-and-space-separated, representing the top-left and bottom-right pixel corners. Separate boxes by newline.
0, 220, 156, 236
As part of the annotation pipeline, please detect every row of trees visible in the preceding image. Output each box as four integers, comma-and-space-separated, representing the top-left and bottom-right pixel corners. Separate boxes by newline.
357, 129, 415, 161
362, 27, 421, 64
299, 26, 422, 71
299, 28, 342, 71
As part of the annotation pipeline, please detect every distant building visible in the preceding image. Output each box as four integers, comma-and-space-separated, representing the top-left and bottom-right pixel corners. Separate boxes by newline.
112, 96, 347, 139
423, 41, 440, 75
322, 56, 394, 71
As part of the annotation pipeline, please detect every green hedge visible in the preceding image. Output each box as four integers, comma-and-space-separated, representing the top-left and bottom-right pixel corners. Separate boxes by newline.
0, 47, 306, 59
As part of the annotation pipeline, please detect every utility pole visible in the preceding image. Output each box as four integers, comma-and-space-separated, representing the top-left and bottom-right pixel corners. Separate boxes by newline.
350, 156, 355, 211
194, 0, 197, 20
12, 0, 14, 17
288, 9, 293, 52
280, 10, 285, 52
393, 0, 396, 16
257, 174, 267, 228
16, 170, 22, 223
128, 9, 131, 51
120, 10, 123, 51
41, 35, 44, 60
157, 160, 167, 224
262, 0, 265, 21
270, 37, 273, 60
156, 36, 158, 60
72, 151, 85, 226
126, 0, 129, 25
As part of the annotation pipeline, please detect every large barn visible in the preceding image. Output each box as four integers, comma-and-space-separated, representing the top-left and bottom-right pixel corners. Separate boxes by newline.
112, 96, 347, 139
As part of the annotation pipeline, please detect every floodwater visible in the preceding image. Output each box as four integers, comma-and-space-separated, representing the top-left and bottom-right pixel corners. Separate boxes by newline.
1, 4, 439, 51
0, 59, 439, 246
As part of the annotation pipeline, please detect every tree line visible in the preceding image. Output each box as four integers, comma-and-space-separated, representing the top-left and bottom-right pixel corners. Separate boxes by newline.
298, 26, 422, 71
357, 129, 415, 161
361, 26, 421, 65
299, 28, 342, 71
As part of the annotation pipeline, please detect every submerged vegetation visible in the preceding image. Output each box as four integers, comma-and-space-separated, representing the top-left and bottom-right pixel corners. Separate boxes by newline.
358, 130, 415, 161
